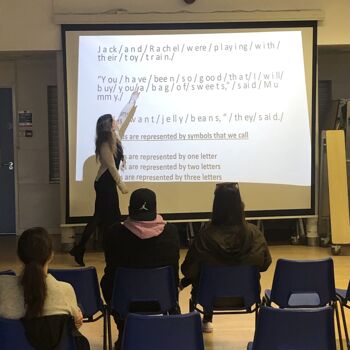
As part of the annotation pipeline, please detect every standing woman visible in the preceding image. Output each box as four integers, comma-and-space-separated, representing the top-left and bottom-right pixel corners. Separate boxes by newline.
70, 89, 140, 266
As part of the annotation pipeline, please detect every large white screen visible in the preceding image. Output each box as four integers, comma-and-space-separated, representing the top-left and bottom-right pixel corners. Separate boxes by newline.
63, 22, 316, 221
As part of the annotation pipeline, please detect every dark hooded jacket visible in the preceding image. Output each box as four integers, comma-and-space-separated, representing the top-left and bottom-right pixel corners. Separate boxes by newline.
100, 216, 180, 303
181, 222, 271, 287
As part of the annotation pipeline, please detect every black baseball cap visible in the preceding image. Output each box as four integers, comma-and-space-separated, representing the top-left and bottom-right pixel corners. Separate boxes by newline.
128, 188, 157, 221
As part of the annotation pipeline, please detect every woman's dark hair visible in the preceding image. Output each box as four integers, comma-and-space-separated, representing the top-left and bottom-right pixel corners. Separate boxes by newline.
95, 114, 116, 159
17, 227, 53, 319
211, 183, 246, 227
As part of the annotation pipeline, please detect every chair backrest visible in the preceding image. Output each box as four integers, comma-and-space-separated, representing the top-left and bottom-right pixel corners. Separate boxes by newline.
111, 266, 177, 318
250, 306, 336, 350
49, 267, 104, 318
0, 269, 16, 276
196, 265, 261, 312
21, 314, 77, 350
269, 258, 336, 307
121, 312, 204, 350
0, 317, 33, 350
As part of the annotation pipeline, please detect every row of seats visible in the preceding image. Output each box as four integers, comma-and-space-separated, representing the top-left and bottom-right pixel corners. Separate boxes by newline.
1, 257, 350, 350
123, 306, 337, 350
0, 303, 339, 350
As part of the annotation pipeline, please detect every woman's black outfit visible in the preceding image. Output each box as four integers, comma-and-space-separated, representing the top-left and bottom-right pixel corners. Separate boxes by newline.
70, 143, 124, 266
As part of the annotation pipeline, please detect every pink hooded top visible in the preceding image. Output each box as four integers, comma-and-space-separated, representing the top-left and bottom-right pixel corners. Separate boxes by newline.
123, 214, 166, 239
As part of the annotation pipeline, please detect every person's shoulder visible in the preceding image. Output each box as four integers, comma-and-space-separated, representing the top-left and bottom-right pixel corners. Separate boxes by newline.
246, 222, 262, 234
164, 222, 178, 233
47, 274, 77, 298
47, 274, 72, 291
46, 275, 78, 306
161, 223, 179, 238
99, 142, 113, 156
156, 223, 180, 245
100, 141, 110, 149
245, 222, 266, 241
0, 275, 20, 289
197, 222, 217, 238
194, 221, 214, 233
105, 222, 125, 239
0, 275, 25, 319
0, 275, 18, 281
109, 221, 124, 233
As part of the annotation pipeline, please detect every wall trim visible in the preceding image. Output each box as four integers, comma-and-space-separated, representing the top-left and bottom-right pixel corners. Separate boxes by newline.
54, 9, 324, 24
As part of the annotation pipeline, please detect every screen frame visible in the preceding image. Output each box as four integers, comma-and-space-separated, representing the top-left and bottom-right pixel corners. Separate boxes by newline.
61, 20, 318, 223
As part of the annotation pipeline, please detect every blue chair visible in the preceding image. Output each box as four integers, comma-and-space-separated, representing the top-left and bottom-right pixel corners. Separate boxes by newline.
263, 258, 343, 349
121, 312, 204, 350
0, 269, 15, 275
247, 306, 336, 350
336, 281, 350, 349
264, 258, 336, 307
49, 267, 109, 350
0, 315, 77, 350
0, 318, 33, 350
190, 265, 261, 323
109, 266, 178, 350
111, 266, 178, 319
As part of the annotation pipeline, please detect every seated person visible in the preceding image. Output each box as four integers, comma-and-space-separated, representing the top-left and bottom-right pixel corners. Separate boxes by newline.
100, 188, 180, 349
181, 183, 272, 333
0, 227, 89, 350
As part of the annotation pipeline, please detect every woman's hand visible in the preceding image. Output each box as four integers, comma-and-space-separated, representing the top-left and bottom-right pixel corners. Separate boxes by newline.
74, 309, 84, 329
129, 87, 140, 105
118, 181, 128, 194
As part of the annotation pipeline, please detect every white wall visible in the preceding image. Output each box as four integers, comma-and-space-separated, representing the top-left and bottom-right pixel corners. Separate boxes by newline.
0, 56, 60, 234
0, 0, 349, 51
0, 1, 59, 51
0, 1, 349, 235
319, 50, 350, 99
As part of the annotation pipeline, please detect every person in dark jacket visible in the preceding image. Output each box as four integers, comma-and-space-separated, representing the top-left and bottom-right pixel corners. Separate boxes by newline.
100, 188, 180, 349
181, 182, 272, 333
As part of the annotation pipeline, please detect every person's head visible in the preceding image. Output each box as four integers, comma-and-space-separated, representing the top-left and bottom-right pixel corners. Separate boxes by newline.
95, 113, 117, 158
17, 227, 53, 319
128, 188, 157, 221
211, 182, 245, 226
96, 113, 114, 133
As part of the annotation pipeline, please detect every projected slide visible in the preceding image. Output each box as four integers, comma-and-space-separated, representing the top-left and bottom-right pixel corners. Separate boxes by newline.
64, 22, 316, 220
76, 31, 311, 186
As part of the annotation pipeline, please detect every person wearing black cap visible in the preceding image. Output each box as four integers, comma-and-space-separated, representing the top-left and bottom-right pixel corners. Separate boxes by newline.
100, 188, 180, 349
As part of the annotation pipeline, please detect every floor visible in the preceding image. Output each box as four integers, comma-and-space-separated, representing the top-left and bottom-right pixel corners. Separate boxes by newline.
1, 237, 349, 349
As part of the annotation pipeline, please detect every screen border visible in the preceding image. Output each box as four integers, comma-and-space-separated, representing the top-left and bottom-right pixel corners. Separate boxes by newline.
62, 20, 317, 223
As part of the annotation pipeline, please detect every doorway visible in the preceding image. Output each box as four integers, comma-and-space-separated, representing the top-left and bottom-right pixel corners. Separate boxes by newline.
0, 87, 16, 234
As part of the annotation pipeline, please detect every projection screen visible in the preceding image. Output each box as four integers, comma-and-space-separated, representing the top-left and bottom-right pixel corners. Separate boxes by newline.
62, 21, 317, 222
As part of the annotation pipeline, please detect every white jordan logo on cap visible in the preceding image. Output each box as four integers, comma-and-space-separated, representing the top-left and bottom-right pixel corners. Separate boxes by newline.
139, 202, 149, 211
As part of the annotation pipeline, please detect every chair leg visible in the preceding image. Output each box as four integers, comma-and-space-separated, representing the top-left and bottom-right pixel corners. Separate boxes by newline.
106, 309, 113, 350
189, 298, 195, 312
339, 303, 350, 349
335, 302, 344, 350
103, 308, 106, 350
262, 296, 271, 306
